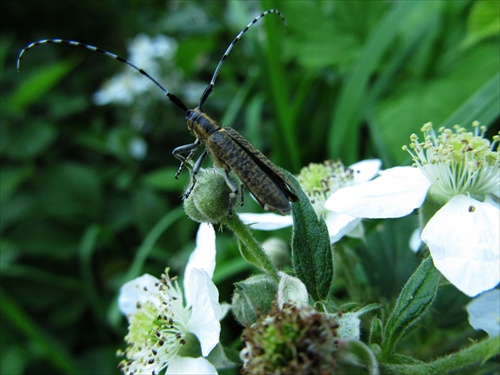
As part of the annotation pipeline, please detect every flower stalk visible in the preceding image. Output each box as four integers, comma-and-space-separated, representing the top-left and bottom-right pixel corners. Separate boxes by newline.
223, 214, 279, 281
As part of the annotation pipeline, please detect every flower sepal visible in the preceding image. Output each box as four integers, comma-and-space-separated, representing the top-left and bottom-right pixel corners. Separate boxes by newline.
176, 332, 202, 358
232, 275, 278, 326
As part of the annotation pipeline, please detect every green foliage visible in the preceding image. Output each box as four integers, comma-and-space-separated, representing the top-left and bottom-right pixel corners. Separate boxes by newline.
381, 257, 440, 358
288, 171, 333, 302
1, 0, 498, 374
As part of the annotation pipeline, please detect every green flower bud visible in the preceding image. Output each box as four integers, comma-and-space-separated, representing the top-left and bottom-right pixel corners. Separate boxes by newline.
232, 275, 278, 326
183, 167, 241, 223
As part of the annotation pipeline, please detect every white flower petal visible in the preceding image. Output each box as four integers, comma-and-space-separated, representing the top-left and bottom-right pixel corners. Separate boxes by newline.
187, 269, 221, 357
325, 211, 361, 243
239, 212, 293, 230
409, 228, 422, 253
349, 159, 382, 184
118, 274, 161, 316
166, 356, 217, 375
325, 166, 431, 218
422, 195, 500, 297
184, 223, 216, 306
466, 289, 500, 337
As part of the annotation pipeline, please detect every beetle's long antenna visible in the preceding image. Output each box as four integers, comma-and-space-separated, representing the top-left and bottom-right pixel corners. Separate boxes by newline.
199, 9, 287, 107
16, 39, 188, 112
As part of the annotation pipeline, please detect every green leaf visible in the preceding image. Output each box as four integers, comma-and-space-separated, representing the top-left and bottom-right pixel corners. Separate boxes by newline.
328, 1, 424, 163
440, 72, 500, 130
368, 318, 384, 347
382, 256, 440, 357
380, 337, 500, 374
286, 171, 333, 302
0, 289, 83, 374
336, 340, 379, 375
0, 166, 34, 204
206, 343, 237, 371
463, 0, 500, 49
375, 43, 499, 165
0, 120, 58, 161
10, 58, 78, 110
141, 167, 188, 192
34, 162, 102, 221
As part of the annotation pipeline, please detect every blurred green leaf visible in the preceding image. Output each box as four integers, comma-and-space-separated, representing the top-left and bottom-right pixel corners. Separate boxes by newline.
0, 120, 58, 161
34, 162, 102, 221
441, 72, 500, 129
9, 58, 78, 110
375, 43, 499, 164
141, 167, 188, 192
328, 1, 424, 164
463, 0, 500, 49
132, 188, 169, 234
0, 289, 83, 374
0, 166, 34, 204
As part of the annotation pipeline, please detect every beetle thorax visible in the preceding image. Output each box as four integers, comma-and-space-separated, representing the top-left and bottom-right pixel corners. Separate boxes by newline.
186, 107, 221, 141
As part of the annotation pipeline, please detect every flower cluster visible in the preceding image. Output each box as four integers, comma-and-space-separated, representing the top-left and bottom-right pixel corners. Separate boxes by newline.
327, 122, 499, 297
116, 122, 498, 375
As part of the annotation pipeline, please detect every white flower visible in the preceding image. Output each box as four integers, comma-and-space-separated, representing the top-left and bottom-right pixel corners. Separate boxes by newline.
118, 223, 220, 375
127, 34, 177, 74
93, 34, 178, 106
128, 137, 148, 160
239, 159, 381, 243
466, 289, 500, 337
326, 123, 500, 297
94, 72, 150, 105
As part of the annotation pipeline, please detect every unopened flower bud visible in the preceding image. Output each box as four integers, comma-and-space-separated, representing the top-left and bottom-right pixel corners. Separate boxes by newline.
232, 275, 278, 326
183, 168, 241, 223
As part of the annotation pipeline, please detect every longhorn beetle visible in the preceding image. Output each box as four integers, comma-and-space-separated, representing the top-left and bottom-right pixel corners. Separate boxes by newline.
17, 9, 298, 216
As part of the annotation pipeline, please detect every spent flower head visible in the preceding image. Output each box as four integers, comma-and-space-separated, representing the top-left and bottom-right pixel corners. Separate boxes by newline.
326, 122, 499, 297
240, 302, 340, 374
240, 301, 378, 374
118, 223, 220, 375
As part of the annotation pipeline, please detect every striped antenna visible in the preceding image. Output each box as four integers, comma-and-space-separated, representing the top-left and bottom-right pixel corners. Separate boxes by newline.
16, 9, 286, 112
16, 39, 188, 112
199, 9, 287, 107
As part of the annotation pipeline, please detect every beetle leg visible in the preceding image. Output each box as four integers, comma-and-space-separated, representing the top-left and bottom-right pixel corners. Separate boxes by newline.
172, 138, 201, 179
223, 169, 240, 218
183, 150, 209, 200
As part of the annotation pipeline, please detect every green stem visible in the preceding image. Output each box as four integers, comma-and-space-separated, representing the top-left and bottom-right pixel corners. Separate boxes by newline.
380, 337, 500, 375
223, 215, 279, 281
